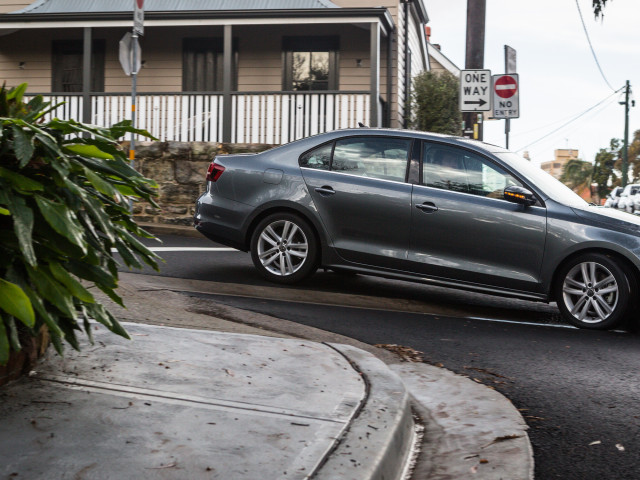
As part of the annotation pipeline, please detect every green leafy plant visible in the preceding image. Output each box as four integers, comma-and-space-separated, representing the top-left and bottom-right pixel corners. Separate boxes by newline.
411, 70, 462, 136
0, 83, 161, 365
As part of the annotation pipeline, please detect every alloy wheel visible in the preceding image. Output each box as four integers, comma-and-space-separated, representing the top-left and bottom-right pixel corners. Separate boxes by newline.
256, 220, 309, 276
562, 261, 619, 324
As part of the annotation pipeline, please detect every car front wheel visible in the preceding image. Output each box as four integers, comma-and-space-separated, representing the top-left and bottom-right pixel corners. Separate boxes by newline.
555, 253, 632, 330
250, 213, 318, 284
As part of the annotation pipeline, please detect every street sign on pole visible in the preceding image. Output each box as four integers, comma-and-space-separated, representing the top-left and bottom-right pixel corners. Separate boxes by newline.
119, 32, 141, 76
492, 74, 519, 119
134, 0, 144, 36
505, 45, 516, 74
460, 69, 492, 112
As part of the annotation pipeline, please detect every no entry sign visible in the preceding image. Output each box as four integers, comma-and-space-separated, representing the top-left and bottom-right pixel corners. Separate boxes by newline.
492, 74, 519, 119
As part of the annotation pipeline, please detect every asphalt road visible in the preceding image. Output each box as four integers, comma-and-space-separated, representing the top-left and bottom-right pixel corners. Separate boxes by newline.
127, 234, 640, 480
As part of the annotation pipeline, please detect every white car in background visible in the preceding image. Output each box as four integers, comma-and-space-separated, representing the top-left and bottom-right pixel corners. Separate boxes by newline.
632, 189, 640, 214
604, 186, 622, 208
616, 184, 640, 214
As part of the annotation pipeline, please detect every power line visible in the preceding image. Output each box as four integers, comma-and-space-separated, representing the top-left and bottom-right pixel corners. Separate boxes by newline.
515, 87, 623, 152
575, 0, 616, 91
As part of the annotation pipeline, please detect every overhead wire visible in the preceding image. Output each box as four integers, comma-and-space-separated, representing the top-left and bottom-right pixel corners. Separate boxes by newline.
514, 87, 623, 153
523, 95, 620, 161
575, 0, 616, 91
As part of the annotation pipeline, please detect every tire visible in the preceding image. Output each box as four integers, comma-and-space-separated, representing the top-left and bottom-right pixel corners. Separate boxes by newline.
554, 253, 632, 330
250, 213, 318, 284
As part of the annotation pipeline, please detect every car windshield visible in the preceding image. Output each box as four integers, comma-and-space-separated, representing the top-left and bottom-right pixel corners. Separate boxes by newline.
495, 152, 589, 207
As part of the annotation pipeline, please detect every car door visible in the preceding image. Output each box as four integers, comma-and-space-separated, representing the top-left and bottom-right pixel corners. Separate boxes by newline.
300, 136, 413, 269
408, 142, 547, 293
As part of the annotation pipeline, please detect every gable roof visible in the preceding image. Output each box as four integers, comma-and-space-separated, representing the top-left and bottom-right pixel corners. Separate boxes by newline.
13, 0, 340, 14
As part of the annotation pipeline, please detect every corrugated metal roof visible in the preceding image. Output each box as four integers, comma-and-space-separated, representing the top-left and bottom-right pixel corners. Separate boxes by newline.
13, 0, 340, 14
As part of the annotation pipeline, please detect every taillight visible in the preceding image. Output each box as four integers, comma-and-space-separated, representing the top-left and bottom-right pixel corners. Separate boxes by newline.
206, 162, 225, 182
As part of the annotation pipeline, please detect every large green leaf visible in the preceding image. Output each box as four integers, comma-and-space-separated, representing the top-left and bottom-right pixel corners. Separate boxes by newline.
7, 83, 27, 104
6, 194, 36, 266
66, 260, 117, 289
12, 125, 35, 167
27, 267, 77, 320
64, 143, 115, 160
48, 262, 95, 303
0, 279, 35, 328
83, 167, 117, 196
0, 166, 44, 192
22, 285, 64, 339
35, 196, 87, 253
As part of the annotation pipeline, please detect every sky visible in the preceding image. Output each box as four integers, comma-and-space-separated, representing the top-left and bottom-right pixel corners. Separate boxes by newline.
425, 0, 639, 166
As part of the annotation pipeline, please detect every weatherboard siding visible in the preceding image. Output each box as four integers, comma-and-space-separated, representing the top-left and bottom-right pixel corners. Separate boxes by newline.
0, 1, 30, 13
0, 24, 383, 95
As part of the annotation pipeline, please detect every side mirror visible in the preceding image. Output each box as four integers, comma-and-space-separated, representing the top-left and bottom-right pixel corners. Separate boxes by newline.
504, 185, 537, 206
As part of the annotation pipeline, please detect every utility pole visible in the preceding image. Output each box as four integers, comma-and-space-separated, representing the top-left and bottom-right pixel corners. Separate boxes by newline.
464, 0, 486, 140
621, 80, 631, 187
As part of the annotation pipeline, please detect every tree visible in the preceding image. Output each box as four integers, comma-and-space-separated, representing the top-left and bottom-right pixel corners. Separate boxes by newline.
627, 129, 640, 181
592, 138, 621, 198
593, 0, 612, 18
560, 158, 593, 193
0, 83, 160, 366
411, 71, 462, 135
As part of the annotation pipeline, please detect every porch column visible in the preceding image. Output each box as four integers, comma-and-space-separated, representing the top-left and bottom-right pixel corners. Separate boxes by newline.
222, 24, 233, 143
82, 27, 92, 124
370, 22, 380, 128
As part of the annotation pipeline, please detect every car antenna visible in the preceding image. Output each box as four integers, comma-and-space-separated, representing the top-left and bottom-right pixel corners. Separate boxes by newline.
358, 122, 368, 128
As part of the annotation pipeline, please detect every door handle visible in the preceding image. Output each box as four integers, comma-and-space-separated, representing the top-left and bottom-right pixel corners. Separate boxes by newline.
315, 186, 335, 196
416, 202, 438, 213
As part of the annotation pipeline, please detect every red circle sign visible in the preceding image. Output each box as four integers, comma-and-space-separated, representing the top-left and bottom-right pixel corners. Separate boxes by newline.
137, 0, 144, 8
494, 75, 517, 99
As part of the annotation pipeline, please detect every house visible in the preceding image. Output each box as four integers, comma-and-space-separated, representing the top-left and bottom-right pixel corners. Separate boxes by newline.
0, 0, 430, 145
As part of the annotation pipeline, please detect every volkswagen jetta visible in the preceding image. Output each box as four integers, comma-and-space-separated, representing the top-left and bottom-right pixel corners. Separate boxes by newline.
195, 129, 640, 330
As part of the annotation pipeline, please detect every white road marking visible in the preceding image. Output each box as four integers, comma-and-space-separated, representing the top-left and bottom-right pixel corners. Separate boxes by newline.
111, 247, 238, 253
465, 316, 577, 329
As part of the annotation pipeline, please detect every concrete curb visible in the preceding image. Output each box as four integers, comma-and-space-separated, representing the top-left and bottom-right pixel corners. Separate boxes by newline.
314, 344, 415, 480
392, 363, 534, 480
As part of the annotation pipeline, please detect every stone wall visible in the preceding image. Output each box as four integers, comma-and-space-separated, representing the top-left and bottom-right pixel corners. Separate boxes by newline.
129, 141, 275, 226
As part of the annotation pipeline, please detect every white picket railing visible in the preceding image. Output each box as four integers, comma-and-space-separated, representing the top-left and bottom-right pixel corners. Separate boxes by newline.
231, 92, 370, 144
27, 92, 372, 144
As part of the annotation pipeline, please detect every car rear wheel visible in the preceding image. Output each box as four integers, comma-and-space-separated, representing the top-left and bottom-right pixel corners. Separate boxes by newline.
250, 213, 318, 284
555, 253, 631, 330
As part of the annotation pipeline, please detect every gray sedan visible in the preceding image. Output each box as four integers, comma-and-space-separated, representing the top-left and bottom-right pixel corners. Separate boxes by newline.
195, 129, 640, 330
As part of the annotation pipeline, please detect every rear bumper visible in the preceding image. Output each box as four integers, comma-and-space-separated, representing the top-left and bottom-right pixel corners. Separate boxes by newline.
194, 191, 252, 251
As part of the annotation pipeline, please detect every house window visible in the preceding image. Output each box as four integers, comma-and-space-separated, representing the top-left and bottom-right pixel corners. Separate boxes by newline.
52, 40, 105, 92
183, 38, 237, 92
283, 36, 339, 91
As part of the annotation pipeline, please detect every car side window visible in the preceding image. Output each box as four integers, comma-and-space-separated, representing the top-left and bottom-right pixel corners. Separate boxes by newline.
299, 143, 332, 170
422, 145, 523, 199
331, 137, 411, 182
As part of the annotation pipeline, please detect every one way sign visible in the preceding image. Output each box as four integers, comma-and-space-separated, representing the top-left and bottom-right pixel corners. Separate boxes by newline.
459, 69, 491, 112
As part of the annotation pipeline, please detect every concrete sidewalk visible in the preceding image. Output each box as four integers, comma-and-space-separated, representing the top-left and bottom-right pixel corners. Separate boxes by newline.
0, 324, 413, 479
0, 270, 534, 479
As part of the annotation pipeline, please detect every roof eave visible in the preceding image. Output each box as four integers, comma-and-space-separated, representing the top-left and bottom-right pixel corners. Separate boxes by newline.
0, 7, 394, 31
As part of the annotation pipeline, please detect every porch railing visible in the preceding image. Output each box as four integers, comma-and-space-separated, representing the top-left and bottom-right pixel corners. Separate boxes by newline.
27, 91, 372, 144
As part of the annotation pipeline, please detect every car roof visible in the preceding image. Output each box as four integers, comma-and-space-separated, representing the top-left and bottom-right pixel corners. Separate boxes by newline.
322, 128, 507, 155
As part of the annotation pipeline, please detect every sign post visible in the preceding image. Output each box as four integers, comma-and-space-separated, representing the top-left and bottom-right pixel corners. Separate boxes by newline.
130, 0, 144, 164
503, 45, 516, 149
460, 69, 491, 140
